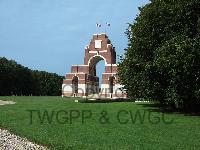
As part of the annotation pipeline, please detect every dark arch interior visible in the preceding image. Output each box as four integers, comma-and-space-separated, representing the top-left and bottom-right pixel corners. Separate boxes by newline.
72, 76, 78, 96
109, 76, 115, 94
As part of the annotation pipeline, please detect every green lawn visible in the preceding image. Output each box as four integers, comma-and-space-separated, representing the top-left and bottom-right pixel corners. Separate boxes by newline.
0, 96, 199, 150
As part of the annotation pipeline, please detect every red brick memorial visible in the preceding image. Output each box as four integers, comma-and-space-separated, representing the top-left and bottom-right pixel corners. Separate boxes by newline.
62, 33, 127, 99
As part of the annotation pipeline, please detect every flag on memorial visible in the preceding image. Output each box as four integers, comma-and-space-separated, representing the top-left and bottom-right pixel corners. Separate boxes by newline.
96, 23, 101, 27
106, 22, 111, 27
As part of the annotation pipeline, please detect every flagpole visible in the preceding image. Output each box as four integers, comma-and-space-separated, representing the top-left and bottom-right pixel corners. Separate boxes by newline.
96, 23, 102, 39
105, 22, 110, 35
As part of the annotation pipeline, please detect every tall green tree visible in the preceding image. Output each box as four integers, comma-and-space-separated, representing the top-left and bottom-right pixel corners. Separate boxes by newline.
118, 0, 200, 111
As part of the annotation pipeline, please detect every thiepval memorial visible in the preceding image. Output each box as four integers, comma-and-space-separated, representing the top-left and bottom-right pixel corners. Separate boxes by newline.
62, 33, 127, 99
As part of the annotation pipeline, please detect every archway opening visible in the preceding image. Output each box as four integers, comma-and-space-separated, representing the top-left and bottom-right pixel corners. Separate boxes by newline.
72, 76, 78, 97
96, 60, 105, 92
89, 55, 106, 94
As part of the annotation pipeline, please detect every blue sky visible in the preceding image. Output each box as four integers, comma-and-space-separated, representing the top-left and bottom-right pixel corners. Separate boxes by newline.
0, 0, 149, 76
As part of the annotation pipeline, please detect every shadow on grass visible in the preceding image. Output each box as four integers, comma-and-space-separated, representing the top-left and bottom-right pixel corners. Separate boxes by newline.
79, 98, 133, 103
76, 97, 200, 116
137, 103, 200, 116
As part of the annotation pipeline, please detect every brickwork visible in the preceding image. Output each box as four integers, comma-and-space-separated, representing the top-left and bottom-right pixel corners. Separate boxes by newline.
62, 33, 127, 99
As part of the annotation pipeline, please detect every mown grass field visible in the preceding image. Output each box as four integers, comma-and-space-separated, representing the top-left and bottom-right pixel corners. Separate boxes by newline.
0, 96, 199, 150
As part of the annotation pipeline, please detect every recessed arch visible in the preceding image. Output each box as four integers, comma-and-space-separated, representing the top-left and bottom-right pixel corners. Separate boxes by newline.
109, 76, 115, 94
71, 75, 80, 80
72, 76, 78, 97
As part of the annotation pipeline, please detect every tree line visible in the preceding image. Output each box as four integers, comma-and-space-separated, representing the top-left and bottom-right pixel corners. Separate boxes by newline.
0, 57, 64, 96
118, 0, 200, 112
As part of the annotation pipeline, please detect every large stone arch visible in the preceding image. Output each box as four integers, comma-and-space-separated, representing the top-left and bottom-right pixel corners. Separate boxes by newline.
62, 33, 127, 99
88, 55, 106, 76
88, 55, 107, 66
